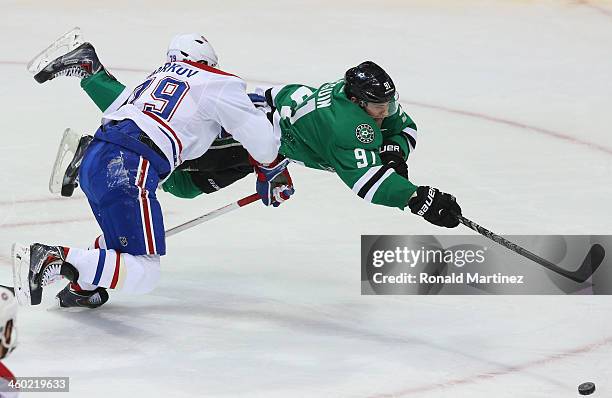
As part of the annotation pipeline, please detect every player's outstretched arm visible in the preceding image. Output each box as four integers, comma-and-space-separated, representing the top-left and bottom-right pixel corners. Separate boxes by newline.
331, 144, 418, 209
207, 79, 279, 164
330, 144, 461, 228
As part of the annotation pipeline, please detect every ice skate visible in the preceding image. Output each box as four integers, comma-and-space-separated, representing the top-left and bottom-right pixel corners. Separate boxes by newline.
27, 27, 84, 75
27, 27, 105, 83
56, 283, 108, 309
49, 128, 93, 196
12, 243, 78, 306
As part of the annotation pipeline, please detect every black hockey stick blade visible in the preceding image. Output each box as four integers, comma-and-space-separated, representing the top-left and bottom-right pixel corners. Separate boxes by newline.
571, 243, 606, 283
456, 215, 606, 283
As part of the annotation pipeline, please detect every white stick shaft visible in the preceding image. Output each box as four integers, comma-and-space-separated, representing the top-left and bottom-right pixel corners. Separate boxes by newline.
165, 193, 260, 237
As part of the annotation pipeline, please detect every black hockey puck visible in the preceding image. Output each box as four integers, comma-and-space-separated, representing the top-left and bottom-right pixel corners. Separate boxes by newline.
578, 382, 596, 395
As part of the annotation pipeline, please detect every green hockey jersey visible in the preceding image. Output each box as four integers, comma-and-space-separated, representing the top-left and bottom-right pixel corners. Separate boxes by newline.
272, 81, 418, 209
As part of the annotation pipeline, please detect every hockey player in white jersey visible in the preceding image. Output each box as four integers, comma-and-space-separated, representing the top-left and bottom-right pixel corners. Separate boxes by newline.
35, 29, 255, 200
12, 33, 294, 308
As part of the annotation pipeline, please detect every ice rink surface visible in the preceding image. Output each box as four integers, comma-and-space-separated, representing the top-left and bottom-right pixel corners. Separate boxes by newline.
1, 0, 612, 396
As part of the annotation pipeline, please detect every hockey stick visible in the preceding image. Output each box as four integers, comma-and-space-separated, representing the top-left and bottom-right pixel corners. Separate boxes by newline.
456, 214, 605, 283
165, 193, 260, 237
2, 195, 261, 301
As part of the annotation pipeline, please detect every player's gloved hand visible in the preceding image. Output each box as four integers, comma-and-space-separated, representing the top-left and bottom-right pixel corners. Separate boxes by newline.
250, 155, 295, 207
247, 92, 267, 109
379, 140, 408, 179
248, 91, 274, 122
408, 186, 461, 228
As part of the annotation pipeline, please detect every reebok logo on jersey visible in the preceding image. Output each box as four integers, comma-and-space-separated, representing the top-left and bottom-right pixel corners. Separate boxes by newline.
417, 187, 436, 216
356, 124, 375, 144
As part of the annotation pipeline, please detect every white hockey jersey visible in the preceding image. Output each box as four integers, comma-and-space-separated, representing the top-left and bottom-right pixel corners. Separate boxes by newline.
102, 61, 279, 172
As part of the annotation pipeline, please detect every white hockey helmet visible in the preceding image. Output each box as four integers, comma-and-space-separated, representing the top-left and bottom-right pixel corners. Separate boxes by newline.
166, 33, 219, 67
0, 286, 17, 359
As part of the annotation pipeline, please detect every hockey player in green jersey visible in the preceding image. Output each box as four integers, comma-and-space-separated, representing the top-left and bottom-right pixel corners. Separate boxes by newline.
271, 68, 415, 209
34, 34, 461, 229
262, 61, 461, 227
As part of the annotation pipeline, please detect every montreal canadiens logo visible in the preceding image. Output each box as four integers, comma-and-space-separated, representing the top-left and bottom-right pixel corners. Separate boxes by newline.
355, 124, 375, 144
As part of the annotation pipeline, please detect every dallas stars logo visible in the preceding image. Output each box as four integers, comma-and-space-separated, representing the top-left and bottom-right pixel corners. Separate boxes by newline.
355, 124, 375, 144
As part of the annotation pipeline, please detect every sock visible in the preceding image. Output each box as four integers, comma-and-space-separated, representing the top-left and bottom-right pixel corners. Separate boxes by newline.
65, 248, 160, 294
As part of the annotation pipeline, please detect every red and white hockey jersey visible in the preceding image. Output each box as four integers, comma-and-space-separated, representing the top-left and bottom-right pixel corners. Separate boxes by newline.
102, 61, 279, 172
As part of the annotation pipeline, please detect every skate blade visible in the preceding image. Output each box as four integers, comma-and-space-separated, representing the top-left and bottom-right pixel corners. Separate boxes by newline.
11, 243, 31, 306
49, 128, 82, 195
26, 27, 83, 75
49, 300, 93, 312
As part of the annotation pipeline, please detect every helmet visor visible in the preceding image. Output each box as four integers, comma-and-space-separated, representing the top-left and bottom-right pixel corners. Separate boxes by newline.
363, 92, 399, 119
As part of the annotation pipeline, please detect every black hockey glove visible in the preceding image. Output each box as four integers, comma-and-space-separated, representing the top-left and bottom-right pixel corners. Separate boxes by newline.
408, 186, 462, 228
379, 140, 408, 179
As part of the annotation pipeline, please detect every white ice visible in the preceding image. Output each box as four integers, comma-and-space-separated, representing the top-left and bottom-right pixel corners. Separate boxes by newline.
1, 1, 612, 397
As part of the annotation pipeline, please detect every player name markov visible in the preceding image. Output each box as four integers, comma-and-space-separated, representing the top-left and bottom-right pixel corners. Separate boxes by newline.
373, 273, 524, 284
